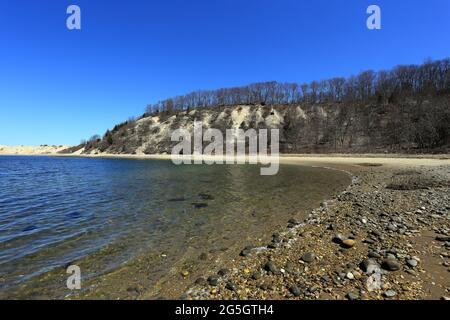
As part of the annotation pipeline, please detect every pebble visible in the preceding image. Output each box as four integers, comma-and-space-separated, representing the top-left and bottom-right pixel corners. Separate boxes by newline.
384, 289, 397, 298
301, 252, 316, 263
181, 270, 189, 277
406, 259, 418, 268
381, 259, 401, 271
341, 239, 356, 248
218, 268, 229, 277
195, 277, 207, 285
346, 272, 354, 280
346, 292, 359, 300
240, 246, 252, 257
332, 233, 346, 244
264, 261, 280, 274
360, 259, 380, 274
207, 276, 219, 286
225, 281, 237, 291
289, 285, 301, 297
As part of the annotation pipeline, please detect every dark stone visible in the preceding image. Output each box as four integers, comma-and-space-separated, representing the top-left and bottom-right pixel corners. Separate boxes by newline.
251, 272, 262, 280
199, 252, 208, 260
218, 268, 229, 277
194, 277, 207, 286
192, 203, 208, 209
198, 193, 214, 200
381, 259, 401, 271
225, 282, 237, 291
368, 251, 381, 259
436, 236, 450, 242
240, 246, 253, 257
289, 285, 301, 297
346, 292, 359, 300
288, 218, 301, 225
207, 276, 219, 286
264, 261, 280, 274
332, 233, 346, 244
168, 197, 185, 202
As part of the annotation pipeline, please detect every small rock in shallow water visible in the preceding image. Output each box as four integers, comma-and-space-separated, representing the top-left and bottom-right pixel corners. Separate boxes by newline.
192, 203, 208, 209
195, 277, 207, 285
381, 259, 401, 271
198, 193, 214, 200
207, 276, 219, 286
199, 252, 208, 260
240, 246, 253, 257
301, 252, 316, 263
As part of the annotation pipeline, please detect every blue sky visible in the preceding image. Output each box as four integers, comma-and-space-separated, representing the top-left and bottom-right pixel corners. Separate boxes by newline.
0, 0, 449, 146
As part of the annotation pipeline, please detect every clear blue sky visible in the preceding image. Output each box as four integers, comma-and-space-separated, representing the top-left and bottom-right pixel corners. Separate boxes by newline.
0, 0, 449, 146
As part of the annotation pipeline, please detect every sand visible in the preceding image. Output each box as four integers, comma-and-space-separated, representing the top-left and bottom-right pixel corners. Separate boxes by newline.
0, 145, 70, 155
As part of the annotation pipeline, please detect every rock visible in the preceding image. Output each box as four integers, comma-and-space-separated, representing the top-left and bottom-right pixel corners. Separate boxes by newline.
225, 281, 237, 291
264, 261, 280, 274
192, 203, 208, 209
360, 259, 380, 274
207, 276, 219, 286
346, 272, 354, 280
289, 285, 301, 297
406, 259, 418, 268
436, 236, 450, 242
384, 289, 397, 298
288, 218, 301, 225
332, 233, 346, 244
381, 259, 401, 271
272, 235, 282, 244
181, 270, 189, 277
199, 252, 208, 260
341, 239, 356, 248
218, 268, 229, 277
368, 251, 381, 259
198, 193, 214, 200
240, 246, 253, 257
346, 292, 359, 300
194, 277, 207, 285
251, 272, 262, 280
168, 197, 185, 202
301, 252, 316, 263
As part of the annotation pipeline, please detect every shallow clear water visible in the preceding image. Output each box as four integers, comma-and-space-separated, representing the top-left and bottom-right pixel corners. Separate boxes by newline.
0, 156, 350, 298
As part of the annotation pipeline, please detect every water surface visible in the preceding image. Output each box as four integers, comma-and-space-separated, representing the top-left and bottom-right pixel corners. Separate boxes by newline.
0, 156, 350, 298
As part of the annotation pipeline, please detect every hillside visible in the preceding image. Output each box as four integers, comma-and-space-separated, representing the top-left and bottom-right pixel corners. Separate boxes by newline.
67, 97, 449, 156
64, 58, 450, 155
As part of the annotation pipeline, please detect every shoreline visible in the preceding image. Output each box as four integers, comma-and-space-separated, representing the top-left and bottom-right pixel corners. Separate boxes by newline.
1, 152, 449, 167
180, 161, 450, 300
1, 153, 448, 300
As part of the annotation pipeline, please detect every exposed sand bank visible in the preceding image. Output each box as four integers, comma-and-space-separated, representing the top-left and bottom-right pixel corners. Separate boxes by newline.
0, 145, 70, 155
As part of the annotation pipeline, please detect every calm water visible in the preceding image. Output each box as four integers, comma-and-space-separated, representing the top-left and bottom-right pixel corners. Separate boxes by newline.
0, 156, 350, 298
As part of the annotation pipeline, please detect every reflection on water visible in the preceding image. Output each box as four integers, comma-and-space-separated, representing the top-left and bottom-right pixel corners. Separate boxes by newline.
0, 156, 350, 298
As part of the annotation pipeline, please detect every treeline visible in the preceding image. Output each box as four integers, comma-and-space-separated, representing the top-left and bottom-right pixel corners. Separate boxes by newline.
145, 58, 450, 115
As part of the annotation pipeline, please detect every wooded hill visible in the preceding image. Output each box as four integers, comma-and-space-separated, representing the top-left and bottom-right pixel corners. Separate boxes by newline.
69, 58, 450, 155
